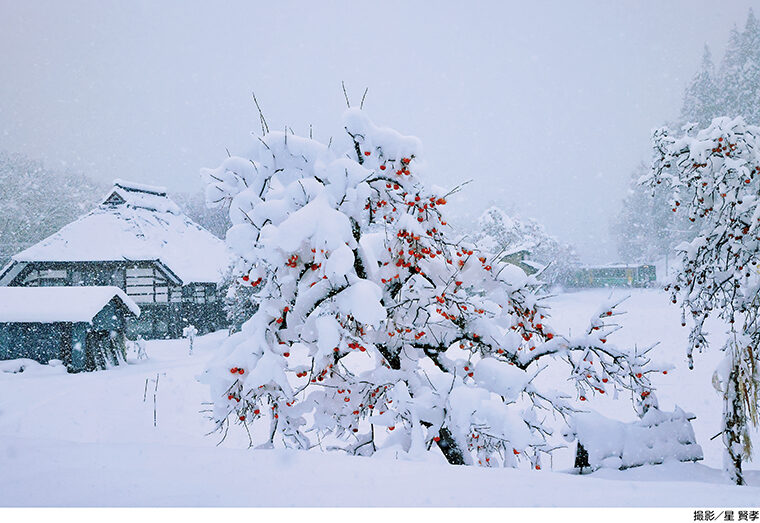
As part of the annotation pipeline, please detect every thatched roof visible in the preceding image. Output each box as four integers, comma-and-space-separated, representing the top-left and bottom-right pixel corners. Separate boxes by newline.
11, 179, 230, 284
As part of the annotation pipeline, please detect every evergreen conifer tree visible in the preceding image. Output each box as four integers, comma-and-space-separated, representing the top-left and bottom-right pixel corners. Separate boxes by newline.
680, 45, 720, 128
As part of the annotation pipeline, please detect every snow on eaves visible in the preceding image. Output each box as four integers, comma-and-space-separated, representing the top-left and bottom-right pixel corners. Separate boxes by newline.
13, 181, 231, 284
0, 286, 140, 323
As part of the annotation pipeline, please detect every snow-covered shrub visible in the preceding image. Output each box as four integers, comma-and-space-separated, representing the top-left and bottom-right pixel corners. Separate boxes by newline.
200, 107, 661, 467
644, 116, 760, 485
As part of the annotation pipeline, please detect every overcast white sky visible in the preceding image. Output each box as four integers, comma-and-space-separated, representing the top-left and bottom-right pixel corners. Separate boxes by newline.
1, 1, 757, 262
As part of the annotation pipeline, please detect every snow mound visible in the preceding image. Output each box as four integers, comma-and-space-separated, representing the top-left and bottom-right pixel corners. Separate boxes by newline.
567, 407, 703, 471
0, 358, 68, 376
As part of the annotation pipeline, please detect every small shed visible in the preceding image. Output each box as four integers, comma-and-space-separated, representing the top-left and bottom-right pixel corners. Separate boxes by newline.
0, 286, 140, 372
500, 246, 540, 276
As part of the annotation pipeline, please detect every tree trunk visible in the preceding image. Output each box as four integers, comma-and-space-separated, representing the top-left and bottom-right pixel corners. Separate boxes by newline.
435, 426, 468, 465
723, 352, 745, 486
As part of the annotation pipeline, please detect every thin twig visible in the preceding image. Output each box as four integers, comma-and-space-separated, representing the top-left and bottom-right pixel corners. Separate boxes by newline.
360, 87, 369, 109
252, 90, 270, 134
342, 81, 351, 108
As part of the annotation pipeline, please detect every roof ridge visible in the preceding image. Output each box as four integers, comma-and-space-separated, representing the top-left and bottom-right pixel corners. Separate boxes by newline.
112, 178, 167, 196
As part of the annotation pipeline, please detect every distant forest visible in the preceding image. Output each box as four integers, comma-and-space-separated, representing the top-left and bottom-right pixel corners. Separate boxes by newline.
614, 9, 760, 264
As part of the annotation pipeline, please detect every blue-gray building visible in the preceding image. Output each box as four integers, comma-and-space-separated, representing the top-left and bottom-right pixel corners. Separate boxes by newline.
0, 286, 140, 372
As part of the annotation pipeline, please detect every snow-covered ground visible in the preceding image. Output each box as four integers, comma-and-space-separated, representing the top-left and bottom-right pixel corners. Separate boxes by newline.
546, 288, 760, 472
0, 289, 758, 507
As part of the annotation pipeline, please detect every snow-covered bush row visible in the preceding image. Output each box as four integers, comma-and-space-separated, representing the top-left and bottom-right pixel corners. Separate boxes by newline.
200, 108, 663, 467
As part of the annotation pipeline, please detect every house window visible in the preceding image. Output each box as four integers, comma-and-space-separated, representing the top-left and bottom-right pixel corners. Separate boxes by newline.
23, 269, 68, 286
155, 284, 168, 303
193, 286, 206, 304
44, 269, 68, 280
126, 266, 169, 303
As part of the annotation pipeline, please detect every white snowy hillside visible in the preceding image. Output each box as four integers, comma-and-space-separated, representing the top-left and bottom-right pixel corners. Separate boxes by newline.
0, 289, 757, 507
7, 180, 231, 284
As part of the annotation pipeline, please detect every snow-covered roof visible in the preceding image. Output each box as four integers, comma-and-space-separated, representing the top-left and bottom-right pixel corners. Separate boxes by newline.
0, 286, 140, 323
522, 260, 546, 270
105, 179, 180, 214
502, 244, 532, 257
13, 179, 231, 284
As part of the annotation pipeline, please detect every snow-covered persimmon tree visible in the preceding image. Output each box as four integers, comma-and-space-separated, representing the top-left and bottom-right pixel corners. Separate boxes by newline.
201, 107, 659, 467
644, 116, 760, 485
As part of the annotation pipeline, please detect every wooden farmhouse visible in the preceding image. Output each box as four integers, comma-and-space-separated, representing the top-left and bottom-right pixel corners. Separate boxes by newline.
0, 180, 231, 339
0, 286, 139, 372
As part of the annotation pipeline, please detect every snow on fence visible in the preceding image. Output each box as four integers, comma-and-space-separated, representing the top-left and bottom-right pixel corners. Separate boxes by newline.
564, 407, 703, 472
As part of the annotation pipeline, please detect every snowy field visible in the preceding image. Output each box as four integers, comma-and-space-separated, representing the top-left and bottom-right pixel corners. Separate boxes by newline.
0, 288, 758, 507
